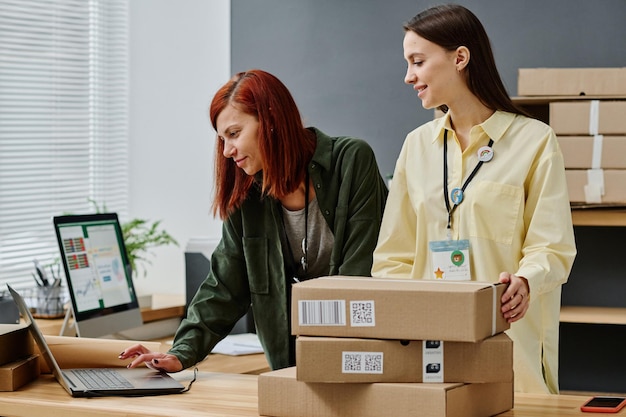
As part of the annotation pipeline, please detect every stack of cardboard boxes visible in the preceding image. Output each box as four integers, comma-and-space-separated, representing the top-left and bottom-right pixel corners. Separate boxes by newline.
0, 323, 39, 391
517, 67, 626, 204
258, 276, 514, 417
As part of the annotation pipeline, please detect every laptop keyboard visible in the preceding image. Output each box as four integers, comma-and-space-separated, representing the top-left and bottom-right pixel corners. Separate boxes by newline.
71, 369, 133, 390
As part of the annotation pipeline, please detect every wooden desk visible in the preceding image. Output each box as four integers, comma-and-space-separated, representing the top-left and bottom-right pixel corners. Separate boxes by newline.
0, 372, 620, 417
153, 336, 270, 375
0, 372, 258, 417
194, 352, 269, 375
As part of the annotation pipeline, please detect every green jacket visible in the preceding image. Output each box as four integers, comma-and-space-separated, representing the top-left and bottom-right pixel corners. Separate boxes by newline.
169, 128, 388, 370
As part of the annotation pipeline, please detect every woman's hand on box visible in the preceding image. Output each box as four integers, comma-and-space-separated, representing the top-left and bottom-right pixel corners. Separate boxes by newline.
499, 272, 530, 323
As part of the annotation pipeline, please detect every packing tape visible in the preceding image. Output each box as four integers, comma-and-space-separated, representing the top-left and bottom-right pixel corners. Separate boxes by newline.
591, 135, 603, 169
490, 283, 497, 336
584, 168, 604, 203
588, 100, 600, 135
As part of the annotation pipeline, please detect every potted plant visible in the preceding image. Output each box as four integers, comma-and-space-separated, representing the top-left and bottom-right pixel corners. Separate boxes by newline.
88, 199, 179, 279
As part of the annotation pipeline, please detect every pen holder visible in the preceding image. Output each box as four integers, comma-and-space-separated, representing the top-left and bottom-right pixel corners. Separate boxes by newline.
34, 286, 65, 318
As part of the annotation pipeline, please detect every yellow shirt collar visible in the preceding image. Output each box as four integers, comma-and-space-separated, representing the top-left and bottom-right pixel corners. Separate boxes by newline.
434, 110, 517, 145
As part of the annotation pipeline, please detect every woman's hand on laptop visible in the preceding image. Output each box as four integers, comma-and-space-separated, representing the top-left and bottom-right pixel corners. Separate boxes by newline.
118, 344, 183, 373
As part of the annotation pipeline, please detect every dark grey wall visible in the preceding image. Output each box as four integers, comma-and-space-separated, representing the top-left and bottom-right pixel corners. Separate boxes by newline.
231, 0, 626, 177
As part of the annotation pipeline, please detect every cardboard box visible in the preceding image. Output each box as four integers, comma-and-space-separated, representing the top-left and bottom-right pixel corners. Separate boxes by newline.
258, 367, 513, 417
0, 324, 34, 366
518, 67, 626, 96
566, 169, 626, 204
0, 354, 40, 391
291, 277, 509, 342
550, 101, 626, 135
295, 333, 512, 383
558, 136, 626, 169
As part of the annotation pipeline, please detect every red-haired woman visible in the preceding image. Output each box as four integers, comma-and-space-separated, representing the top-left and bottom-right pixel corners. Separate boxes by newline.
120, 69, 388, 372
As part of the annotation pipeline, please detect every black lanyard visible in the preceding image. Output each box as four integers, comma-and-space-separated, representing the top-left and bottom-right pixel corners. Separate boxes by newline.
443, 129, 493, 232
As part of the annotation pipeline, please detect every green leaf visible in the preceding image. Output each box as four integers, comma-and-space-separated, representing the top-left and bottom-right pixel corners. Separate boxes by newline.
67, 199, 180, 278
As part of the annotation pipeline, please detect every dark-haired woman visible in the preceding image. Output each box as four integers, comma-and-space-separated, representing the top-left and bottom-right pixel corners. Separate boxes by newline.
372, 5, 575, 393
120, 69, 388, 373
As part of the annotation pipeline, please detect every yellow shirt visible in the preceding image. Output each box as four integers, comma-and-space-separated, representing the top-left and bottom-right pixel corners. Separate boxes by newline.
372, 110, 576, 393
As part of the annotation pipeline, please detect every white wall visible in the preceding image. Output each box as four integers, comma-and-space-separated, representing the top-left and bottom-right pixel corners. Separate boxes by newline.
128, 0, 230, 296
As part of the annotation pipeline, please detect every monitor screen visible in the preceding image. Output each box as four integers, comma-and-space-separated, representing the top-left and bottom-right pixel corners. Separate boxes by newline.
53, 213, 143, 337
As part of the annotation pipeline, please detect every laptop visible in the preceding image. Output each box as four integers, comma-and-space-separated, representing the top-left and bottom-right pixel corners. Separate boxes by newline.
7, 284, 186, 397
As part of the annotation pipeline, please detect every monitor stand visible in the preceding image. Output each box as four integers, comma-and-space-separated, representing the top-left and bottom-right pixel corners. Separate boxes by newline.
60, 305, 79, 337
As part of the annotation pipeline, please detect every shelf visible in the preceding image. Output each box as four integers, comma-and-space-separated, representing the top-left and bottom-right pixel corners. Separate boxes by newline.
571, 207, 626, 226
512, 95, 626, 104
140, 293, 185, 323
31, 294, 185, 336
560, 306, 626, 325
512, 95, 626, 126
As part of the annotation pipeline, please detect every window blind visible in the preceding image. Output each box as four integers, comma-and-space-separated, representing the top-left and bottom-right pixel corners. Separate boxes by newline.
0, 0, 129, 291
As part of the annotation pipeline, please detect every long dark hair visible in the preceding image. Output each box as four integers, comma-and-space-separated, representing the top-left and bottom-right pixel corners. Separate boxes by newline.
404, 4, 526, 115
209, 69, 316, 219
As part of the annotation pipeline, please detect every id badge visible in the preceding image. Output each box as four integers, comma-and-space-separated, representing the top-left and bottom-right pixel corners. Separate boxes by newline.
428, 239, 471, 281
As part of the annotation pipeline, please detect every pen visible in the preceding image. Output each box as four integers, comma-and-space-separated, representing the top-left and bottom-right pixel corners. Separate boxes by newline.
32, 272, 43, 287
34, 259, 49, 286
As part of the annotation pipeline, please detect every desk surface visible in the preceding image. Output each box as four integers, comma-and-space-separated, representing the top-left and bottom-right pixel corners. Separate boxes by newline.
198, 352, 269, 375
15, 301, 618, 416
0, 372, 258, 417
0, 372, 620, 417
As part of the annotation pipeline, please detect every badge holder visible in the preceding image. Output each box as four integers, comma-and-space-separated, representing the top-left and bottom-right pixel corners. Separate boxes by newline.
429, 239, 471, 281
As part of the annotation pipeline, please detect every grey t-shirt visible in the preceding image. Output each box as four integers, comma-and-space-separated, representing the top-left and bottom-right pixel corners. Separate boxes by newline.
281, 197, 334, 280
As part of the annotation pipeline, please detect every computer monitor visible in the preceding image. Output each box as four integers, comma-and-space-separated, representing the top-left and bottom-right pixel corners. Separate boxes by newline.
53, 213, 143, 338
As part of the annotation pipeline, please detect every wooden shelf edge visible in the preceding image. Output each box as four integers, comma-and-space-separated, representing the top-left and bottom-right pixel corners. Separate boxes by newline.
560, 306, 626, 325
512, 95, 626, 104
141, 305, 185, 323
571, 208, 626, 226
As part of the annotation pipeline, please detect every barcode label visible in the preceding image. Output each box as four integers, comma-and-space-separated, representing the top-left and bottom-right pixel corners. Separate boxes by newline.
342, 351, 384, 374
298, 300, 346, 326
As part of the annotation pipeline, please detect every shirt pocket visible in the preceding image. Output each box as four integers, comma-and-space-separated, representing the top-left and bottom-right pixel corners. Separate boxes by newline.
468, 181, 523, 245
242, 237, 269, 294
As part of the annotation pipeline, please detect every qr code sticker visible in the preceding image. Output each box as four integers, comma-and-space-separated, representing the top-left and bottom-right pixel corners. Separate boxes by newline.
342, 352, 384, 374
363, 353, 383, 373
342, 353, 363, 372
350, 300, 375, 327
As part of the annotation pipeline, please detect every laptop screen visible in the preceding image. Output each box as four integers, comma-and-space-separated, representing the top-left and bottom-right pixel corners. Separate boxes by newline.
53, 213, 142, 337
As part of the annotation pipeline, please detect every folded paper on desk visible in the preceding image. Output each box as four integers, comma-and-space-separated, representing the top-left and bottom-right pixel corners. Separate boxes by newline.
212, 333, 263, 356
36, 335, 161, 373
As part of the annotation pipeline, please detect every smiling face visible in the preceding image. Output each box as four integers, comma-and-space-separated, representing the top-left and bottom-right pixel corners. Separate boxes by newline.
403, 31, 466, 110
216, 103, 263, 176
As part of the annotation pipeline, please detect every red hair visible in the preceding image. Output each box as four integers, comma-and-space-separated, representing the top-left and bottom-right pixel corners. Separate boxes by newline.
209, 69, 316, 219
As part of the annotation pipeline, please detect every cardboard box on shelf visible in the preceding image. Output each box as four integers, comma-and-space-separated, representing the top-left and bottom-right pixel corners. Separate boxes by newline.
258, 366, 513, 417
291, 276, 508, 342
518, 67, 626, 96
0, 324, 34, 366
0, 354, 40, 391
558, 136, 626, 169
295, 333, 512, 383
550, 101, 626, 135
565, 169, 626, 204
